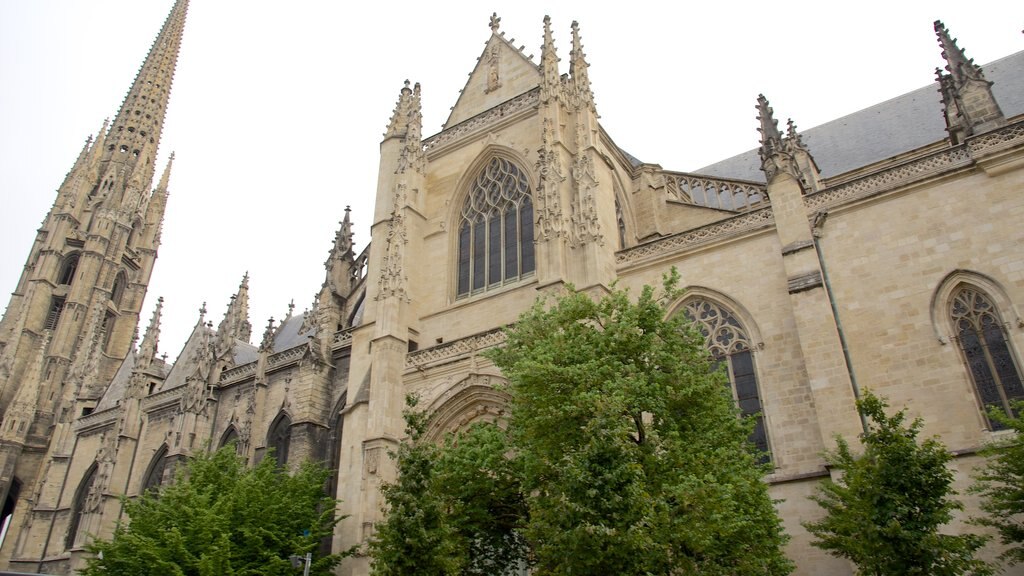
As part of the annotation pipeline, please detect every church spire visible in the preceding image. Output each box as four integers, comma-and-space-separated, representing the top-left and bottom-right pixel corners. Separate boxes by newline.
105, 0, 189, 188
933, 20, 1004, 142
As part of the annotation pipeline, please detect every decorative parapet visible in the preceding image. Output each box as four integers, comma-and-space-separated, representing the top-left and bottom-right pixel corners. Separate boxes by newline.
73, 407, 120, 432
806, 146, 971, 211
333, 327, 354, 349
267, 345, 306, 371
616, 207, 774, 266
807, 119, 1024, 212
406, 327, 507, 370
220, 362, 257, 384
967, 119, 1024, 158
424, 88, 540, 153
669, 172, 768, 212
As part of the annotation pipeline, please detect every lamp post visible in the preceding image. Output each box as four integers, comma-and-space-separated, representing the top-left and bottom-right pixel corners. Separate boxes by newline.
289, 552, 312, 576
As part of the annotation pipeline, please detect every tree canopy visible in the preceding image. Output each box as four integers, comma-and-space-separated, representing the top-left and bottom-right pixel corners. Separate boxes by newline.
83, 444, 347, 576
372, 273, 793, 575
972, 403, 1024, 566
369, 404, 527, 576
804, 391, 990, 576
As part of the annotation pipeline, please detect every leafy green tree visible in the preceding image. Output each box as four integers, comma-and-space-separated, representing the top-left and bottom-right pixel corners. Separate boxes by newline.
971, 403, 1024, 566
370, 397, 527, 576
804, 391, 990, 576
487, 273, 792, 575
83, 444, 347, 576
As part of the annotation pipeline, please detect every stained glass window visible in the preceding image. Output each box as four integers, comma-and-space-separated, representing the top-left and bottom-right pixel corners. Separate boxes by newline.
951, 287, 1024, 429
682, 299, 770, 461
457, 157, 534, 298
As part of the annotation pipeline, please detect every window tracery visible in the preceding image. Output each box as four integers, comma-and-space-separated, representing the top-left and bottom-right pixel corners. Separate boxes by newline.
457, 157, 535, 298
681, 298, 770, 461
950, 286, 1024, 428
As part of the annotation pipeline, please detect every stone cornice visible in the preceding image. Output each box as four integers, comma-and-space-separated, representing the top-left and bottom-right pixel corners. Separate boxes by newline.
405, 327, 506, 371
807, 118, 1024, 212
616, 207, 775, 268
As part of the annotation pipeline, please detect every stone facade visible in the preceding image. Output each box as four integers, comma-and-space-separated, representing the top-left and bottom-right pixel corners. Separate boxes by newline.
1, 4, 1023, 575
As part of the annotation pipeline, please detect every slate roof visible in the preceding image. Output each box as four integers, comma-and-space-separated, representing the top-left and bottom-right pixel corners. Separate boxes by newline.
692, 50, 1024, 183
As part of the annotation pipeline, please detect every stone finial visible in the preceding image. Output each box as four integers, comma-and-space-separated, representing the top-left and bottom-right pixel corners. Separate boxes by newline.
216, 273, 253, 348
540, 15, 561, 99
489, 12, 501, 34
259, 317, 276, 353
139, 296, 164, 366
569, 20, 594, 109
756, 94, 783, 158
385, 80, 416, 139
933, 20, 1004, 141
934, 20, 986, 86
286, 299, 295, 319
756, 95, 820, 192
157, 152, 175, 191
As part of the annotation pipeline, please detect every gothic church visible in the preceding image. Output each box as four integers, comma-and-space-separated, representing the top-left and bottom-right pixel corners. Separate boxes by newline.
1, 1, 1023, 574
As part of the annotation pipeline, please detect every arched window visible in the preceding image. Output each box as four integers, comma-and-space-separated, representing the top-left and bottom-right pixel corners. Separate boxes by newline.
457, 157, 535, 298
267, 414, 291, 467
220, 427, 240, 452
950, 286, 1024, 428
142, 445, 169, 492
681, 298, 770, 461
111, 271, 127, 308
66, 463, 98, 549
58, 254, 80, 286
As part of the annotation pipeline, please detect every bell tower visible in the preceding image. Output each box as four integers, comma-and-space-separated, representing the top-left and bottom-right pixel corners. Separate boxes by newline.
0, 0, 188, 552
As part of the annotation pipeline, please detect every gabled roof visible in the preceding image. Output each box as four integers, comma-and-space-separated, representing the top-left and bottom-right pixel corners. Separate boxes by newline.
445, 22, 542, 128
694, 50, 1024, 183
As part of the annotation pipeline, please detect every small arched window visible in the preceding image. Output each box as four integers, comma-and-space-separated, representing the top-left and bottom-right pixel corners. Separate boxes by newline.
58, 254, 80, 286
457, 157, 535, 298
66, 463, 99, 550
111, 271, 127, 308
950, 286, 1024, 428
267, 414, 291, 467
681, 298, 770, 462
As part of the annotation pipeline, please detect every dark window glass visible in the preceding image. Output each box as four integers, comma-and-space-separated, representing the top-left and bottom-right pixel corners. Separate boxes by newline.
58, 255, 79, 286
683, 300, 770, 463
456, 158, 534, 297
472, 218, 486, 291
269, 416, 291, 467
66, 464, 98, 549
952, 287, 1024, 428
457, 223, 470, 295
504, 209, 518, 279
520, 197, 535, 275
45, 297, 66, 331
488, 213, 502, 286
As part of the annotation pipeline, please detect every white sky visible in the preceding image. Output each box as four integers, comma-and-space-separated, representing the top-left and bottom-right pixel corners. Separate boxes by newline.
0, 1, 1020, 360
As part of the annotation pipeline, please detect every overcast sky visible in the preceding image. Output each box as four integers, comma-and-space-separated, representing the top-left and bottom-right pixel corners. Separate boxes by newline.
0, 1, 1020, 359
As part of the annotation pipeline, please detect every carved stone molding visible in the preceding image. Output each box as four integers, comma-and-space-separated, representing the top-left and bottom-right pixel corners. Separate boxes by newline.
616, 208, 774, 266
406, 328, 507, 370
805, 146, 972, 212
424, 89, 540, 153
